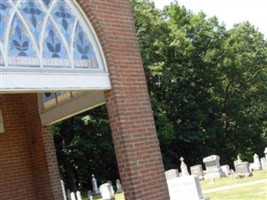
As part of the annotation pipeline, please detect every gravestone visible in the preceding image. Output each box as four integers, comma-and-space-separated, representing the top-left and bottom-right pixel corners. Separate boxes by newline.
203, 155, 224, 180
264, 147, 267, 160
92, 174, 100, 195
87, 190, 93, 200
60, 180, 67, 200
99, 182, 115, 200
250, 153, 262, 171
76, 191, 82, 200
70, 192, 76, 200
180, 157, 190, 176
166, 176, 208, 200
235, 161, 252, 177
221, 165, 231, 176
116, 179, 123, 193
165, 169, 179, 180
190, 165, 204, 180
234, 155, 242, 167
67, 189, 71, 200
261, 158, 267, 169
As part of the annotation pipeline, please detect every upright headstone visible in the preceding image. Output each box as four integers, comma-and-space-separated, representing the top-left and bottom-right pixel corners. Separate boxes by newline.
203, 155, 224, 180
234, 155, 242, 167
76, 191, 82, 200
190, 165, 204, 180
165, 169, 179, 180
92, 174, 100, 195
264, 147, 267, 160
67, 189, 71, 200
221, 165, 231, 176
235, 161, 252, 177
99, 182, 115, 200
166, 176, 208, 200
260, 158, 267, 169
87, 190, 93, 200
61, 180, 67, 200
116, 179, 123, 193
251, 153, 262, 171
180, 157, 190, 176
70, 192, 76, 200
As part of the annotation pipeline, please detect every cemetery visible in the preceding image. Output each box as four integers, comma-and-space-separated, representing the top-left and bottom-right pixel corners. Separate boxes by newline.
0, 0, 266, 200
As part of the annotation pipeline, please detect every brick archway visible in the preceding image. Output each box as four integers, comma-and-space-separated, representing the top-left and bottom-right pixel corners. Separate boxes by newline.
0, 1, 169, 199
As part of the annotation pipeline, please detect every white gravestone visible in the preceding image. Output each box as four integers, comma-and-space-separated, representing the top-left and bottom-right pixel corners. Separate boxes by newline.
251, 153, 262, 171
221, 165, 231, 176
70, 192, 76, 200
261, 157, 267, 169
264, 147, 267, 160
180, 157, 190, 176
167, 176, 208, 200
60, 180, 67, 200
203, 155, 224, 180
99, 182, 115, 200
165, 169, 179, 180
76, 191, 82, 200
92, 174, 100, 195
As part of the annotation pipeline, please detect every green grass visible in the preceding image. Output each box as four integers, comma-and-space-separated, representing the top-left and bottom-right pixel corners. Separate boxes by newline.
201, 169, 267, 190
82, 170, 267, 200
201, 170, 267, 200
203, 183, 267, 200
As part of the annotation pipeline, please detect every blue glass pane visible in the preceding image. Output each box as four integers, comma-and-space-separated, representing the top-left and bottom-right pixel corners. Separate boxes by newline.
74, 23, 97, 63
20, 0, 44, 43
0, 0, 11, 42
43, 21, 67, 59
52, 1, 75, 44
42, 0, 51, 7
43, 92, 55, 103
9, 15, 36, 57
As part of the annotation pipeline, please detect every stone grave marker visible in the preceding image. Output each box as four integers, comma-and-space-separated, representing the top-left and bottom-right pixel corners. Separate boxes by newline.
76, 191, 82, 200
70, 192, 76, 200
99, 182, 115, 200
250, 153, 262, 171
116, 179, 123, 193
203, 155, 224, 180
60, 180, 67, 200
261, 157, 267, 169
166, 176, 209, 200
180, 157, 190, 176
165, 169, 179, 180
92, 174, 100, 195
221, 165, 231, 176
190, 165, 204, 180
87, 190, 93, 200
235, 161, 252, 177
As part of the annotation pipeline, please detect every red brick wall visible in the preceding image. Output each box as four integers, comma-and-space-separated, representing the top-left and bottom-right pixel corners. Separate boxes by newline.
0, 94, 63, 200
76, 0, 169, 199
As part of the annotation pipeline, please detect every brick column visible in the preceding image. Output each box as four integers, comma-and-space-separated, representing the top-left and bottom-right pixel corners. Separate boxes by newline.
76, 0, 169, 199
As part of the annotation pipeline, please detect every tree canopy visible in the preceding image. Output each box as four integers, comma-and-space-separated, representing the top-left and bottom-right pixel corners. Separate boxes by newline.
53, 0, 267, 192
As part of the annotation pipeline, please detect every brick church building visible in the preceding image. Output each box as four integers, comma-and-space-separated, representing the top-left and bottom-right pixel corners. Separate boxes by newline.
0, 0, 169, 199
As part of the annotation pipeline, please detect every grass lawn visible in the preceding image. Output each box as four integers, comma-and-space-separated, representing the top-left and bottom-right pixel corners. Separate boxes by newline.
201, 169, 267, 190
201, 170, 267, 200
82, 170, 267, 200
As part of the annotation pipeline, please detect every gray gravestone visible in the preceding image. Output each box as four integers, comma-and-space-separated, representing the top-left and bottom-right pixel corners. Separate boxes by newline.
264, 147, 267, 160
70, 192, 76, 200
190, 165, 204, 180
60, 180, 67, 200
116, 179, 123, 193
92, 174, 100, 195
203, 155, 224, 180
235, 161, 252, 177
165, 169, 179, 180
166, 176, 208, 200
87, 190, 93, 200
250, 153, 262, 171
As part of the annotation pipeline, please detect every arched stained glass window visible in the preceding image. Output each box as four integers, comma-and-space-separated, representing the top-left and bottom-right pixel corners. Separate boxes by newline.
0, 0, 106, 71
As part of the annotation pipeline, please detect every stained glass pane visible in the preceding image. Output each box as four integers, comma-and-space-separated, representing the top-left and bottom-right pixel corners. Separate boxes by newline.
52, 1, 75, 44
74, 23, 98, 68
20, 0, 45, 43
0, 0, 11, 43
9, 15, 36, 57
43, 21, 67, 59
